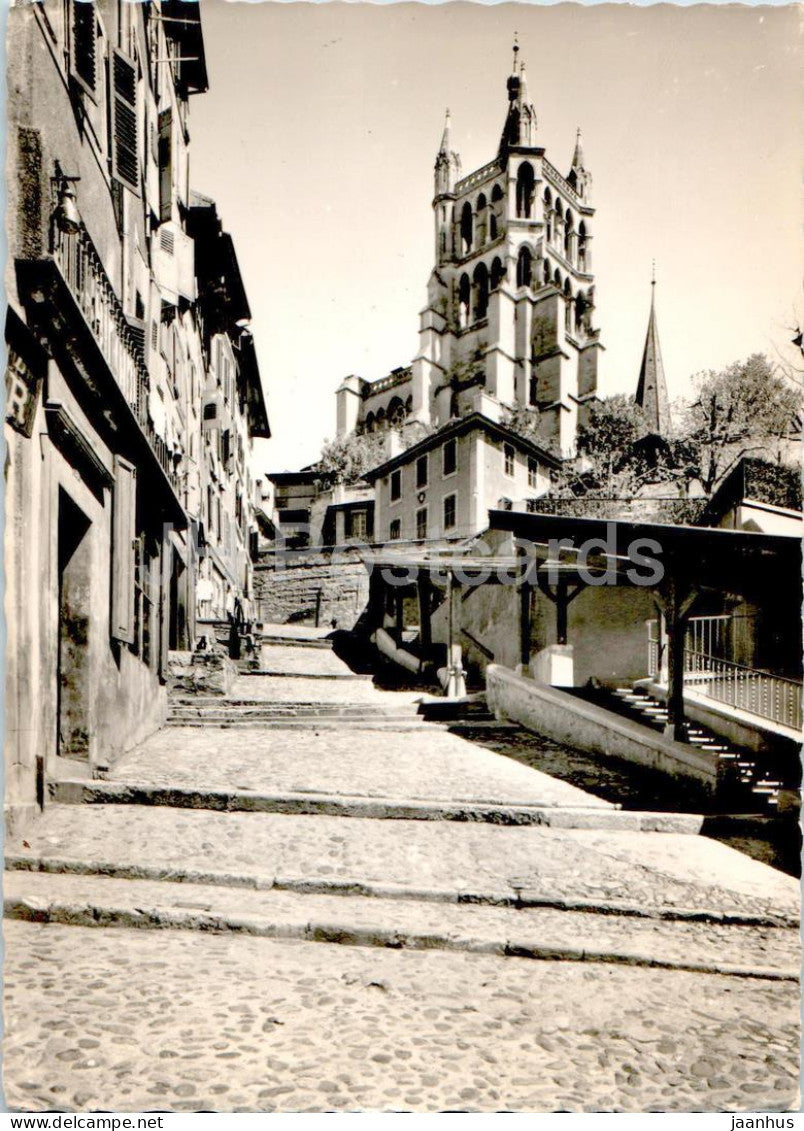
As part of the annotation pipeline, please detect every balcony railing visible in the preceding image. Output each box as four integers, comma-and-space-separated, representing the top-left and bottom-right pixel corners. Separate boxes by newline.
646, 617, 801, 731
50, 220, 182, 497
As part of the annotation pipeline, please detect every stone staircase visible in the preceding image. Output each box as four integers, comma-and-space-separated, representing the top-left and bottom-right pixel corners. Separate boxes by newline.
168, 696, 429, 731
611, 686, 786, 813
167, 691, 515, 734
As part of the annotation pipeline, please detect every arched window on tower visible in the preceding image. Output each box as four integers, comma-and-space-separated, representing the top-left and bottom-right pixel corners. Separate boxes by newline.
554, 199, 564, 251
458, 273, 471, 329
574, 291, 589, 335
490, 257, 505, 291
563, 278, 573, 333
472, 262, 489, 321
490, 183, 504, 241
578, 222, 589, 272
553, 267, 562, 289
516, 246, 533, 288
542, 258, 551, 286
405, 395, 413, 414
388, 398, 406, 429
376, 407, 387, 431
365, 412, 375, 434
564, 211, 574, 263
460, 202, 473, 256
476, 194, 487, 244
516, 162, 535, 219
543, 189, 553, 244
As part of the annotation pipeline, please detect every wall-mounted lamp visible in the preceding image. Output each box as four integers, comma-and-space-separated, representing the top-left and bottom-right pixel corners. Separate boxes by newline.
51, 164, 82, 234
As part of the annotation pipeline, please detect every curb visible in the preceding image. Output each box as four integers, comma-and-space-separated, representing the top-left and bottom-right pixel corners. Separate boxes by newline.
6, 856, 797, 929
4, 896, 797, 981
45, 780, 712, 832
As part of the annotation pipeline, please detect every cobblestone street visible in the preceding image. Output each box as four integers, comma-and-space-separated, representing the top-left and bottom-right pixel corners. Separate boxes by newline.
4, 638, 801, 1112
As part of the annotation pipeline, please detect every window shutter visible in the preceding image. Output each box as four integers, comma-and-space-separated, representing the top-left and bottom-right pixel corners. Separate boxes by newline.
111, 455, 137, 643
158, 107, 173, 222
70, 0, 97, 95
111, 49, 139, 194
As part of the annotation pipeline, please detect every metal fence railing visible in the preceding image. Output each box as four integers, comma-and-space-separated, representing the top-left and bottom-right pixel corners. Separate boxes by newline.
646, 617, 802, 731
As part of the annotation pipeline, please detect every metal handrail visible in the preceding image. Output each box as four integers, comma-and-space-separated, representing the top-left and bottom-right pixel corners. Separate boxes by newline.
645, 619, 801, 730
684, 649, 802, 732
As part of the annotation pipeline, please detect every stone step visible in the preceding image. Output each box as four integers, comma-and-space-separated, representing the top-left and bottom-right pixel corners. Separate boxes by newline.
9, 805, 798, 928
165, 718, 439, 732
50, 779, 675, 829
4, 871, 798, 980
168, 699, 422, 715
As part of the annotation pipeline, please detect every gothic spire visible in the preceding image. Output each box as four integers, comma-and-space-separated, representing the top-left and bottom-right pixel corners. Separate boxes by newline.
635, 269, 670, 435
499, 39, 537, 156
572, 127, 584, 170
434, 108, 461, 198
438, 108, 453, 157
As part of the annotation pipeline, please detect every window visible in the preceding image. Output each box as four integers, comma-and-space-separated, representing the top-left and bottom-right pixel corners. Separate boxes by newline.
111, 49, 139, 193
348, 509, 368, 540
443, 494, 456, 531
69, 0, 97, 96
390, 469, 401, 502
504, 443, 515, 477
416, 454, 428, 488
415, 508, 428, 540
443, 438, 457, 476
528, 457, 540, 488
389, 519, 401, 541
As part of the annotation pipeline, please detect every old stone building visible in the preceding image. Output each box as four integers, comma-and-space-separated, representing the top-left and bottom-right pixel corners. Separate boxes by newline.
335, 46, 602, 459
5, 0, 268, 831
266, 47, 593, 561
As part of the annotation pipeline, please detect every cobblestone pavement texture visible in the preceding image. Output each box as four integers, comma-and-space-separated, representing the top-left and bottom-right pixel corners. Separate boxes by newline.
110, 724, 613, 808
6, 639, 801, 1113
5, 871, 799, 975
9, 806, 799, 920
4, 922, 799, 1113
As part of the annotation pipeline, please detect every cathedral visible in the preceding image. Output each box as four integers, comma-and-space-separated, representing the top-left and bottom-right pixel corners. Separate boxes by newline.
337, 44, 603, 460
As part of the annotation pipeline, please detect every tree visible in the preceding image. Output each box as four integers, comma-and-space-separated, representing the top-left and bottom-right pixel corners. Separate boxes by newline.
679, 354, 801, 492
576, 395, 649, 491
317, 432, 385, 487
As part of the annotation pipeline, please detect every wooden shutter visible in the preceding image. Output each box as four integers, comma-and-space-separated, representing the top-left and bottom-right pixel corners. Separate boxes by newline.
158, 108, 173, 222
111, 455, 137, 643
111, 49, 139, 193
70, 0, 97, 95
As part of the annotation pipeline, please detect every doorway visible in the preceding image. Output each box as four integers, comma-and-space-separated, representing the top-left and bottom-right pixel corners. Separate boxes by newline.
57, 489, 92, 760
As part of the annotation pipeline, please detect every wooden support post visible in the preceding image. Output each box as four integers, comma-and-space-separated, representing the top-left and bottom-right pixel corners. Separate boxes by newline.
518, 579, 532, 671
395, 589, 404, 639
555, 574, 569, 646
516, 544, 532, 674
417, 571, 432, 658
445, 570, 466, 698
661, 575, 700, 743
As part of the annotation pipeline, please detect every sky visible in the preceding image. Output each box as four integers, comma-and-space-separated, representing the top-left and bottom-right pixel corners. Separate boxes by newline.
188, 1, 801, 473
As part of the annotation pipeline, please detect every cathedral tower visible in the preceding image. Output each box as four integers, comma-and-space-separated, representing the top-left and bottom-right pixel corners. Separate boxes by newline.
409, 44, 603, 456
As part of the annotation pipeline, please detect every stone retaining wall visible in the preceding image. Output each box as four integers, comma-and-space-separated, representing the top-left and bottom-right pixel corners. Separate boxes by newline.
253, 549, 370, 630
486, 664, 717, 792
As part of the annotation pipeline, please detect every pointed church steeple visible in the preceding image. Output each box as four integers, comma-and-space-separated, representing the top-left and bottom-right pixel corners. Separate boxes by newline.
568, 127, 592, 201
635, 267, 670, 435
571, 127, 584, 171
434, 108, 461, 199
499, 37, 537, 157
